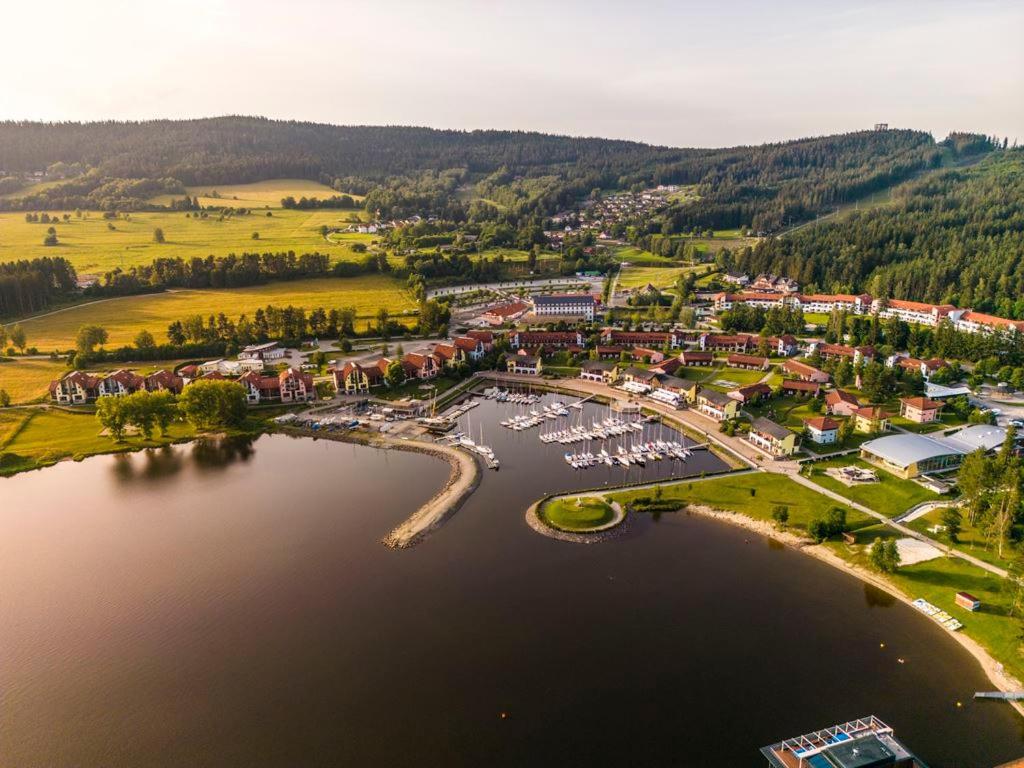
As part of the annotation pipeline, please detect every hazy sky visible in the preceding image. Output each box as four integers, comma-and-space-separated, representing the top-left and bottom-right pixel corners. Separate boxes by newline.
5, 0, 1022, 147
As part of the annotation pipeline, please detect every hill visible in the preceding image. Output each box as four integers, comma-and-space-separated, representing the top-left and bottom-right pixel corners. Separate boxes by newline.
0, 117, 942, 230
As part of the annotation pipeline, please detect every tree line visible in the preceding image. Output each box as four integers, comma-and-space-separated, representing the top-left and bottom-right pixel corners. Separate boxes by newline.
0, 256, 78, 317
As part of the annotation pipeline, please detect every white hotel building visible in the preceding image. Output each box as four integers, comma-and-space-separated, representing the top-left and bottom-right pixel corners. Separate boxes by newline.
531, 293, 596, 320
713, 291, 1024, 336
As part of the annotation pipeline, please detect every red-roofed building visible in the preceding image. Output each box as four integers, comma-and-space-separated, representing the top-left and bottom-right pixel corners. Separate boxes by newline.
698, 333, 756, 352
873, 298, 960, 326
825, 389, 860, 416
479, 301, 530, 326
899, 396, 943, 424
783, 359, 830, 383
803, 416, 840, 445
97, 369, 145, 398
144, 370, 184, 395
679, 351, 715, 366
509, 331, 583, 349
780, 379, 822, 397
728, 383, 772, 404
279, 368, 315, 403
464, 330, 495, 350
453, 335, 485, 360
401, 352, 440, 379
955, 310, 1024, 335
599, 329, 683, 349
332, 361, 384, 394
726, 353, 769, 370
811, 342, 875, 365
49, 370, 99, 404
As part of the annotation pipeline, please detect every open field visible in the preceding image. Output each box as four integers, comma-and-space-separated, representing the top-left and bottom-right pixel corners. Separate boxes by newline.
9, 275, 416, 351
616, 266, 692, 290
0, 357, 68, 403
808, 455, 941, 517
0, 208, 373, 274
147, 178, 364, 208
906, 507, 1013, 572
608, 245, 675, 266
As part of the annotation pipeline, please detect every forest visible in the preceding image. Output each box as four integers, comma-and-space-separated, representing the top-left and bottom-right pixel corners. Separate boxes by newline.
0, 118, 960, 235
735, 148, 1024, 313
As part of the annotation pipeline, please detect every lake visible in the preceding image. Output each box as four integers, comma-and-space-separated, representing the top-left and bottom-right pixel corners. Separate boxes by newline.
1, 394, 1022, 767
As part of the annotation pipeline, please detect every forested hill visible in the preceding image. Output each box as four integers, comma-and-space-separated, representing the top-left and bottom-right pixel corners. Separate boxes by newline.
736, 148, 1024, 315
0, 117, 947, 229
0, 117, 689, 184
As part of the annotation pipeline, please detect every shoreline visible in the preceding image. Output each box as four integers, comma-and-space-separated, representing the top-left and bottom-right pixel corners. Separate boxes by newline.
280, 426, 481, 548
525, 499, 630, 543
681, 503, 1024, 715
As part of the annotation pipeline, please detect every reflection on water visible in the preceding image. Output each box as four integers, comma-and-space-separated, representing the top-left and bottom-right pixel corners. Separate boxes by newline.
864, 583, 898, 608
108, 436, 257, 485
1, 405, 1022, 767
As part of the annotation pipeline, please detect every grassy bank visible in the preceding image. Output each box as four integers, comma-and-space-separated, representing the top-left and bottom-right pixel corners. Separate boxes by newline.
0, 405, 279, 477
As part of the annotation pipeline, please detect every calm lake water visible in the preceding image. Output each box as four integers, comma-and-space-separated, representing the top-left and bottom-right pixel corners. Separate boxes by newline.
2, 394, 1022, 767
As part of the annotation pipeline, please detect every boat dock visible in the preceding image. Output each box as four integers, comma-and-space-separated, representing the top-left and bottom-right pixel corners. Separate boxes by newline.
974, 691, 1024, 700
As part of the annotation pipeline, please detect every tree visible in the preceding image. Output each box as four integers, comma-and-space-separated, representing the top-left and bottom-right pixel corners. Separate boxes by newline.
385, 360, 406, 387
870, 539, 902, 573
9, 324, 26, 352
376, 307, 390, 338
166, 320, 187, 346
179, 380, 247, 430
134, 329, 156, 350
0, 389, 10, 407
75, 325, 109, 356
153, 227, 165, 243
958, 449, 993, 525
0, 326, 6, 350
941, 507, 963, 542
43, 227, 58, 246
771, 504, 790, 529
96, 397, 129, 441
122, 390, 158, 440
251, 231, 260, 240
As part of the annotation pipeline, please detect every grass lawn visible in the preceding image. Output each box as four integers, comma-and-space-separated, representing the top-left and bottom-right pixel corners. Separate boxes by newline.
0, 408, 32, 448
0, 207, 376, 274
0, 357, 68, 403
827, 524, 1024, 683
807, 455, 940, 517
0, 407, 198, 475
906, 507, 1014, 572
609, 246, 675, 266
802, 312, 831, 325
11, 275, 416, 351
702, 366, 771, 389
608, 473, 873, 533
373, 375, 463, 402
147, 178, 364, 208
540, 497, 616, 531
617, 266, 694, 290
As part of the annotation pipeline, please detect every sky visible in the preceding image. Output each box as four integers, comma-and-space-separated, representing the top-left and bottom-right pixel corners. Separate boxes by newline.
4, 0, 1022, 148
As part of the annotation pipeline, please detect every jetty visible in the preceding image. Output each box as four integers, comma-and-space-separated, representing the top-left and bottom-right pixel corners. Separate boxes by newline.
975, 691, 1024, 700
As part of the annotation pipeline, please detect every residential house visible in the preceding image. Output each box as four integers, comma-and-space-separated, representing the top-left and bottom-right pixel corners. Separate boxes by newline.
780, 379, 822, 398
97, 369, 145, 398
278, 368, 316, 403
508, 331, 583, 349
579, 360, 619, 383
649, 357, 682, 376
144, 370, 184, 394
658, 376, 697, 403
722, 271, 749, 286
750, 274, 799, 293
726, 353, 769, 370
810, 342, 875, 366
899, 396, 943, 424
332, 361, 384, 394
698, 333, 756, 353
464, 330, 495, 351
238, 371, 281, 404
506, 355, 542, 375
631, 346, 665, 364
853, 406, 891, 434
748, 416, 799, 457
49, 370, 99, 404
803, 416, 840, 445
620, 367, 661, 388
401, 353, 440, 380
679, 351, 715, 366
453, 335, 485, 361
696, 387, 739, 421
728, 382, 772, 404
825, 389, 860, 416
432, 343, 467, 369
782, 359, 830, 383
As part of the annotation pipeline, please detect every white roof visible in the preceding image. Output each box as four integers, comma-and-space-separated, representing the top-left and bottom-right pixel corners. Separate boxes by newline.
925, 382, 971, 399
861, 425, 1007, 468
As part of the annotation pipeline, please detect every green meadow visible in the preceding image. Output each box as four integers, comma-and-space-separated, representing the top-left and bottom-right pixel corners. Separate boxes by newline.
9, 274, 416, 351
